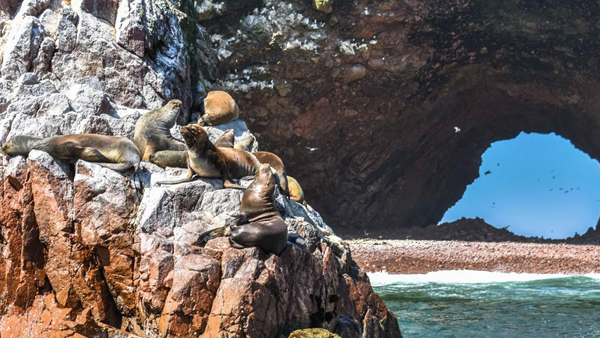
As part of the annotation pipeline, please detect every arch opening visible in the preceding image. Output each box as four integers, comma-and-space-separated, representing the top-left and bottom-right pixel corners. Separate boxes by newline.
440, 132, 600, 239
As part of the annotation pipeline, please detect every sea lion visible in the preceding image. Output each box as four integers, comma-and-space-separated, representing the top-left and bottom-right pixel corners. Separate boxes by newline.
198, 91, 239, 126
252, 151, 289, 197
233, 134, 256, 152
214, 129, 235, 148
149, 150, 188, 168
198, 163, 288, 255
213, 137, 289, 196
134, 99, 186, 161
287, 176, 306, 205
157, 124, 260, 188
1, 134, 141, 171
149, 126, 236, 168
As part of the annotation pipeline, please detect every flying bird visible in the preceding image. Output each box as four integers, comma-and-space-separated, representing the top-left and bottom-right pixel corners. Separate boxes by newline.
305, 147, 318, 152
454, 126, 461, 133
484, 170, 492, 175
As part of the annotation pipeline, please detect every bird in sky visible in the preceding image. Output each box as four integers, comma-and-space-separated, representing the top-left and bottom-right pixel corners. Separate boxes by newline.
454, 126, 461, 133
484, 170, 492, 175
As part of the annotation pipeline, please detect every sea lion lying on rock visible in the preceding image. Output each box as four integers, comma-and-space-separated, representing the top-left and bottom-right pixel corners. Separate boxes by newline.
211, 130, 289, 196
157, 125, 260, 188
2, 134, 141, 171
151, 129, 236, 168
198, 91, 239, 126
134, 99, 186, 160
198, 163, 288, 255
287, 176, 306, 205
149, 150, 188, 168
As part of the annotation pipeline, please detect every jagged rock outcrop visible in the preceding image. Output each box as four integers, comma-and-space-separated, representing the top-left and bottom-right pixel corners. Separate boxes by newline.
0, 126, 400, 338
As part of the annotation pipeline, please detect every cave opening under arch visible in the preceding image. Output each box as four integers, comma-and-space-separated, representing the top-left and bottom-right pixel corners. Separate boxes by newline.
332, 85, 600, 237
439, 132, 600, 239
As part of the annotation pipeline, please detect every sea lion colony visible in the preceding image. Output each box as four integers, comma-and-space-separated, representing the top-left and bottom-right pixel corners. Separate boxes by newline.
1, 91, 307, 255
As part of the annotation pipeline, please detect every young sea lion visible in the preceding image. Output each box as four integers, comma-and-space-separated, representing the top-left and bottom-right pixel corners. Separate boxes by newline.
157, 125, 260, 188
134, 99, 186, 160
2, 134, 141, 171
197, 163, 288, 255
211, 134, 288, 196
149, 150, 188, 168
198, 91, 239, 126
252, 151, 289, 197
150, 129, 247, 169
287, 176, 306, 205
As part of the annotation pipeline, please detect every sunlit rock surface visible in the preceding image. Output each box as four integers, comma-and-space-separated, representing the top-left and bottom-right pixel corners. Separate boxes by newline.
0, 134, 399, 337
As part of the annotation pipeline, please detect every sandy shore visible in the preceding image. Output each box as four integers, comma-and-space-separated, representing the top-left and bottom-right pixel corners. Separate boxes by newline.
349, 239, 600, 274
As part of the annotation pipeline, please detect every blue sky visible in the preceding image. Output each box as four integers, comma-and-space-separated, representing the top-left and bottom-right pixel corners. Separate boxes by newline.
440, 132, 600, 239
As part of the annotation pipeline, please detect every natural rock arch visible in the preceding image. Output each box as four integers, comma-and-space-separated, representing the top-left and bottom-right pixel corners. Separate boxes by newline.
206, 0, 600, 233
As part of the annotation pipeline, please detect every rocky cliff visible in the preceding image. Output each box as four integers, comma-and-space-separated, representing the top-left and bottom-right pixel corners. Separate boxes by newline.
0, 1, 400, 337
3, 0, 598, 236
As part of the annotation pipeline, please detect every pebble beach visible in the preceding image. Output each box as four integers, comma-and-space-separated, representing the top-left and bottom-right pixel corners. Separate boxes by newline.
349, 239, 600, 274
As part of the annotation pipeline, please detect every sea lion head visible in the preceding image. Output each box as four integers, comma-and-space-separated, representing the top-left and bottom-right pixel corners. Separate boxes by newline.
166, 99, 182, 112
256, 163, 276, 196
180, 124, 210, 149
2, 136, 31, 156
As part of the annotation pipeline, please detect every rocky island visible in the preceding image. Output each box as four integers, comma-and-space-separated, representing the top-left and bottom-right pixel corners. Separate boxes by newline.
0, 0, 400, 337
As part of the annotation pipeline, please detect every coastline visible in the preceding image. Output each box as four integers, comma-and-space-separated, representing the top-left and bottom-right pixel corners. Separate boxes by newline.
349, 239, 600, 275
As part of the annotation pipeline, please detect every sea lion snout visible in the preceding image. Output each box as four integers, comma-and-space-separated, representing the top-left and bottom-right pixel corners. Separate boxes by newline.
168, 99, 182, 110
1, 141, 10, 154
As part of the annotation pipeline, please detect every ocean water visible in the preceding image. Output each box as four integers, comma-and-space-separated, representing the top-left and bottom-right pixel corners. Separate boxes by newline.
371, 271, 600, 338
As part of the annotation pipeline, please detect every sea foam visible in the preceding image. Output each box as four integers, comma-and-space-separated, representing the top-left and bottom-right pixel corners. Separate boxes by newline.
368, 270, 600, 286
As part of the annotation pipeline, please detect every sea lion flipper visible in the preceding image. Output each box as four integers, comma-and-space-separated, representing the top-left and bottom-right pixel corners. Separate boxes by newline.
224, 180, 245, 189
157, 169, 194, 185
95, 162, 135, 172
214, 129, 235, 148
195, 225, 229, 244
80, 147, 111, 162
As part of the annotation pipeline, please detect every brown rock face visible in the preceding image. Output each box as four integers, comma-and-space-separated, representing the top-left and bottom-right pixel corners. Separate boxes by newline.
206, 0, 600, 233
0, 150, 400, 337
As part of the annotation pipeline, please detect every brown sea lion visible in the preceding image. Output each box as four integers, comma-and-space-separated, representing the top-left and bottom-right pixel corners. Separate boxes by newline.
252, 151, 289, 197
287, 176, 306, 205
198, 91, 239, 126
233, 134, 256, 152
134, 99, 186, 160
1, 134, 141, 171
149, 150, 188, 168
213, 129, 235, 148
210, 135, 289, 196
198, 163, 288, 255
157, 125, 260, 188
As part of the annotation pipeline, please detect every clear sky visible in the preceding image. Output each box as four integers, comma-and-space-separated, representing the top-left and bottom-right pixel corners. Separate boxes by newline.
440, 132, 600, 239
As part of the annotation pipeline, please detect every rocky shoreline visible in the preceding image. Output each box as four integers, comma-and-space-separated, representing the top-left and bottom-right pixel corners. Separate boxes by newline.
350, 239, 600, 275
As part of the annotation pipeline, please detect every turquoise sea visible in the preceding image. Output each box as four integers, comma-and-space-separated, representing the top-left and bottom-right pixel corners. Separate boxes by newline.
372, 271, 600, 338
